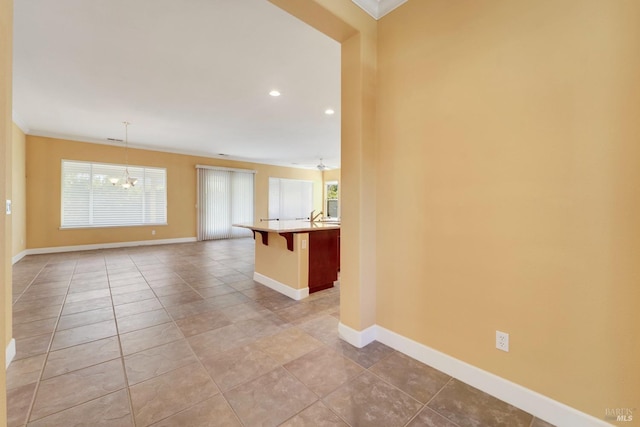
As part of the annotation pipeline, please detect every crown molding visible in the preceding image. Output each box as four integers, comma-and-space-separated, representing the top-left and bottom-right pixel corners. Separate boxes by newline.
352, 0, 408, 20
12, 110, 30, 134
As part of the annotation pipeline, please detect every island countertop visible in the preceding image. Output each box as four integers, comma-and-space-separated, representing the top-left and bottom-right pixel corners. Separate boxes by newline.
233, 220, 340, 233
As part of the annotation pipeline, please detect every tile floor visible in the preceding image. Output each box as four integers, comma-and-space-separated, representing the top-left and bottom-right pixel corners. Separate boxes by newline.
7, 238, 556, 427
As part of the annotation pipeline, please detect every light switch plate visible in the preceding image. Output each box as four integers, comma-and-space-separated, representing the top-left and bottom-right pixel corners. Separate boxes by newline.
5, 200, 11, 215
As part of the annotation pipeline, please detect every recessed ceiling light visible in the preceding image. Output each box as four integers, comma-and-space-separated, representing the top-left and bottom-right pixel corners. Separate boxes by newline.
325, 108, 335, 115
269, 90, 281, 97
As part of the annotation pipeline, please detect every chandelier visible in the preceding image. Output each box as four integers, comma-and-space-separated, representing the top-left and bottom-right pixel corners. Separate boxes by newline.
110, 121, 138, 188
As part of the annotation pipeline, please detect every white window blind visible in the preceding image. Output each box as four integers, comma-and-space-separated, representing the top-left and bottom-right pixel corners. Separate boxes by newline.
268, 177, 313, 220
197, 167, 254, 240
61, 160, 167, 228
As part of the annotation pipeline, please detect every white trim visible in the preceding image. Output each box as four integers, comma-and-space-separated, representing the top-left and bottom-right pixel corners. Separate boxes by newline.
12, 250, 27, 265
195, 164, 256, 174
24, 237, 197, 255
338, 322, 377, 348
12, 110, 30, 134
375, 325, 611, 427
6, 338, 16, 369
253, 272, 309, 301
351, 0, 408, 20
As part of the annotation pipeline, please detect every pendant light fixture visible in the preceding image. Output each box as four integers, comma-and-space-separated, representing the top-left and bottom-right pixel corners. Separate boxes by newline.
110, 121, 138, 188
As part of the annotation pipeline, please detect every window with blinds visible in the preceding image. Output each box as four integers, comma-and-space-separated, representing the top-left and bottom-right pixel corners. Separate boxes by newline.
61, 160, 167, 228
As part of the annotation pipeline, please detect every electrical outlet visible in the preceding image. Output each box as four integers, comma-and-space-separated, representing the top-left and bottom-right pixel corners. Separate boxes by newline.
151, 230, 156, 235
496, 331, 509, 352
301, 239, 307, 249
5, 200, 11, 215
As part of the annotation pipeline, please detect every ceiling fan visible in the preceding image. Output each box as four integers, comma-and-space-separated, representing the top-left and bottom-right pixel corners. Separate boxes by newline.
316, 158, 328, 171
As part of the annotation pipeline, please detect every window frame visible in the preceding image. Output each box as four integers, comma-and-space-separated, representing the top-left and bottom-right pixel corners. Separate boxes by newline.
325, 180, 339, 219
60, 159, 168, 229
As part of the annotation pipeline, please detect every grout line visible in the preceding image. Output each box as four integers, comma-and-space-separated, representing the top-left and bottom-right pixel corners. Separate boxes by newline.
20, 258, 78, 424
107, 251, 137, 427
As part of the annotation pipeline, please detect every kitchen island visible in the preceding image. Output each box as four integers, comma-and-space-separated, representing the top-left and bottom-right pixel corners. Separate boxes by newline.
233, 220, 340, 300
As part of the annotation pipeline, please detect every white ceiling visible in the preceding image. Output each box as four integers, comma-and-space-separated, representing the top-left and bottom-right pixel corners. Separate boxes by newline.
13, 0, 341, 169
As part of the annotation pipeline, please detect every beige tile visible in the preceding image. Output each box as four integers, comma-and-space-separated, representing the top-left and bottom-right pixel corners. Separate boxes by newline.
406, 407, 461, 427
297, 314, 339, 344
13, 317, 57, 340
200, 291, 249, 309
18, 287, 68, 301
256, 294, 299, 311
61, 296, 112, 316
68, 279, 110, 293
195, 285, 238, 298
280, 401, 348, 427
163, 299, 218, 321
119, 322, 184, 355
324, 371, 422, 427
218, 301, 272, 322
116, 308, 171, 334
112, 289, 156, 305
64, 288, 111, 303
276, 302, 326, 323
43, 336, 121, 379
56, 306, 114, 331
174, 310, 231, 337
124, 339, 197, 385
284, 346, 363, 397
158, 291, 203, 307
6, 354, 46, 390
187, 324, 254, 358
329, 339, 395, 368
151, 394, 241, 427
12, 305, 60, 325
12, 295, 65, 313
29, 389, 133, 427
114, 298, 164, 318
30, 359, 126, 422
370, 351, 451, 403
427, 379, 533, 427
150, 283, 192, 297
129, 362, 219, 426
14, 333, 52, 361
232, 316, 284, 340
50, 319, 117, 351
7, 382, 37, 427
109, 276, 148, 288
224, 367, 317, 427
201, 345, 280, 391
109, 282, 151, 295
254, 328, 323, 364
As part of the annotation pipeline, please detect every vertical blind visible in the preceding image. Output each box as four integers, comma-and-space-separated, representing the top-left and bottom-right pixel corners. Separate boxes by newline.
61, 160, 167, 228
268, 177, 314, 220
197, 167, 254, 240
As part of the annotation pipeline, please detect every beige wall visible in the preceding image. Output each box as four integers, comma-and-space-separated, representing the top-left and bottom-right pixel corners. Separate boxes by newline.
12, 123, 26, 257
26, 135, 323, 249
255, 232, 309, 290
1, 0, 12, 419
376, 0, 640, 419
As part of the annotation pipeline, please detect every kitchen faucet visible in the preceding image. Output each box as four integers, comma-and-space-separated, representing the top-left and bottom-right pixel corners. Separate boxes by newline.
310, 210, 323, 222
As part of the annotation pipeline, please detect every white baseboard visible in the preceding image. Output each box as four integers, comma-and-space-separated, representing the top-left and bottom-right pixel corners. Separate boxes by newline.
338, 322, 376, 348
5, 338, 16, 369
12, 250, 27, 265
253, 272, 309, 301
336, 323, 609, 427
24, 237, 198, 256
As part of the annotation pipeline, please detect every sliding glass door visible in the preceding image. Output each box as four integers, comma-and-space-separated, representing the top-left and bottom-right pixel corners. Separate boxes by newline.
197, 166, 254, 240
